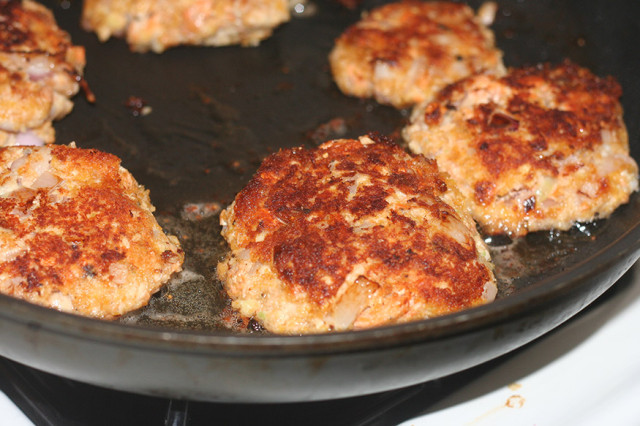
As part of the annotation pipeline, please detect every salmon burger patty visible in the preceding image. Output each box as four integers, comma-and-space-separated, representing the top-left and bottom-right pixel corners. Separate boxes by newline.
217, 134, 496, 334
82, 0, 291, 53
403, 60, 639, 236
329, 0, 505, 109
0, 144, 184, 318
0, 0, 86, 146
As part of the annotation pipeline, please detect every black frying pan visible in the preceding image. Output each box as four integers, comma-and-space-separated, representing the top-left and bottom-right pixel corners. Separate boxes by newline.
0, 0, 638, 402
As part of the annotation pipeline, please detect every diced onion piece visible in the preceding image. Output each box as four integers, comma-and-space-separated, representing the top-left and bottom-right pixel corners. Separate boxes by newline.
477, 2, 498, 26
326, 276, 380, 330
15, 132, 45, 147
30, 171, 60, 189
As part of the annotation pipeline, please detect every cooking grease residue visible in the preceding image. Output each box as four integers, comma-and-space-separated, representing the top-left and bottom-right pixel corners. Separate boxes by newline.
505, 394, 526, 409
488, 220, 603, 298
119, 208, 256, 333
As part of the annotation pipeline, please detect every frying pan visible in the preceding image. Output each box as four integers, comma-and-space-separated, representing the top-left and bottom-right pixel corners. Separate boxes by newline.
0, 0, 638, 402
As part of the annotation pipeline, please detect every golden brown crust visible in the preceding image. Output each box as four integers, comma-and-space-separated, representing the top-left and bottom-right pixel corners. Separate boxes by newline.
0, 144, 184, 318
218, 135, 496, 334
403, 60, 639, 236
0, 0, 86, 146
329, 0, 505, 108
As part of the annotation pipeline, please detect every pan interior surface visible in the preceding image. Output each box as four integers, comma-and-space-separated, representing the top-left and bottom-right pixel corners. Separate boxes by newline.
0, 0, 638, 402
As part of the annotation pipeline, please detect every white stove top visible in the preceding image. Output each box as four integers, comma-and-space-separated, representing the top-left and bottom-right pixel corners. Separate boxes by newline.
3, 261, 640, 425
0, 391, 29, 425
404, 261, 640, 426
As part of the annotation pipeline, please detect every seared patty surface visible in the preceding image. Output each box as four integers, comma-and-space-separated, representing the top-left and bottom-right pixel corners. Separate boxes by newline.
218, 135, 496, 334
329, 0, 505, 108
0, 144, 184, 318
403, 61, 639, 236
0, 0, 86, 146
